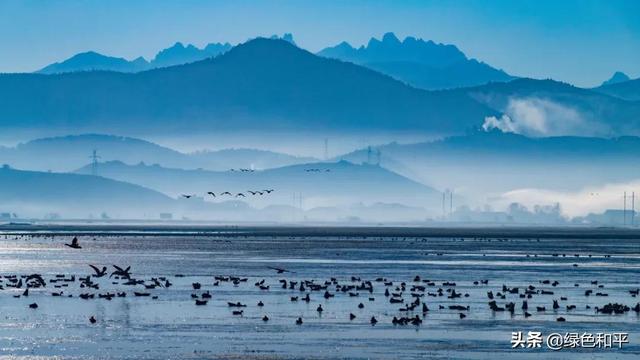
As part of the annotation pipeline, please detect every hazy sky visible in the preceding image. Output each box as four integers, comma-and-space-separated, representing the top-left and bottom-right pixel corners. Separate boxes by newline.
0, 0, 638, 87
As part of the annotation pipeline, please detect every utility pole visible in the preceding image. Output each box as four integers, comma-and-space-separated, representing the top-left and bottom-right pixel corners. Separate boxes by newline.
89, 149, 101, 176
442, 191, 446, 219
623, 191, 627, 226
633, 192, 636, 226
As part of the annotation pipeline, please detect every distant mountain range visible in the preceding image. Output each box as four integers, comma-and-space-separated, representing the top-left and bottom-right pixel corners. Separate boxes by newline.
38, 42, 233, 74
0, 134, 314, 172
1, 37, 638, 141
37, 32, 512, 90
74, 160, 440, 210
318, 32, 514, 89
0, 38, 496, 138
37, 34, 297, 74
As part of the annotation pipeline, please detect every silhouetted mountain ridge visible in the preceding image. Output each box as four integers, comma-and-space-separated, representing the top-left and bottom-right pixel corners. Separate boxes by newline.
36, 34, 297, 74
317, 32, 513, 89
601, 71, 631, 86
0, 38, 496, 137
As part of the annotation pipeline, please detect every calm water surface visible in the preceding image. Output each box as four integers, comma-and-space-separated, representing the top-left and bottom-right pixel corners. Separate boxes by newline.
0, 226, 638, 359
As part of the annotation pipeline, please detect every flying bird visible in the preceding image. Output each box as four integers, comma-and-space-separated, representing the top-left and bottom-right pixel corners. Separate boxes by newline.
111, 265, 132, 279
220, 192, 232, 196
268, 266, 294, 274
181, 194, 194, 199
235, 193, 246, 198
207, 192, 216, 197
89, 265, 107, 277
65, 237, 82, 249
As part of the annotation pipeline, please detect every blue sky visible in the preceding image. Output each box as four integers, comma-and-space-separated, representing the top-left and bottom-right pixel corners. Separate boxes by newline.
0, 0, 638, 87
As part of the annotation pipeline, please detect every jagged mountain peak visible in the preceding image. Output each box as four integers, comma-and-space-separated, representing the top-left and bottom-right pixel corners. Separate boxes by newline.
601, 71, 631, 86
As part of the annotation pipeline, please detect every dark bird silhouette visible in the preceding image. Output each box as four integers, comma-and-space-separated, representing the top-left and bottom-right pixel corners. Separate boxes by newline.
65, 237, 82, 249
268, 266, 294, 274
89, 316, 97, 324
220, 191, 232, 196
264, 189, 274, 193
207, 192, 216, 197
29, 303, 38, 309
89, 265, 107, 277
181, 194, 194, 199
110, 265, 131, 279
235, 193, 246, 197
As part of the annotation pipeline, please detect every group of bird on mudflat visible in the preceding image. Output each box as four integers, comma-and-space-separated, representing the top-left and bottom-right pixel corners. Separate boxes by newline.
1, 235, 639, 327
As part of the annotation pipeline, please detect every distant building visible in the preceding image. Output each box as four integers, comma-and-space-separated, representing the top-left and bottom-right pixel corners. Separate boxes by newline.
582, 209, 636, 226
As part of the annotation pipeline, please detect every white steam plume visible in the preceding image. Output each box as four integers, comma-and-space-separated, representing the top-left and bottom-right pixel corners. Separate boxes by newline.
482, 97, 607, 137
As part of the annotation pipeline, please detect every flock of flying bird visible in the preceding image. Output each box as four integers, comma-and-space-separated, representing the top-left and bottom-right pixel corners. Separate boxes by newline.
182, 189, 275, 199
1, 235, 639, 328
179, 167, 334, 199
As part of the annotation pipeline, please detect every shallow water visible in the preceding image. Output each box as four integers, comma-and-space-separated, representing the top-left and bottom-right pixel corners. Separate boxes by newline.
0, 227, 639, 359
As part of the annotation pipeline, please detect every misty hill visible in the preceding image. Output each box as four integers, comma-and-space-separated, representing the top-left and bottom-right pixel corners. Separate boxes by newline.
317, 32, 513, 89
462, 78, 640, 137
0, 38, 496, 138
341, 131, 640, 196
0, 165, 174, 218
0, 134, 313, 172
593, 78, 640, 102
74, 160, 441, 210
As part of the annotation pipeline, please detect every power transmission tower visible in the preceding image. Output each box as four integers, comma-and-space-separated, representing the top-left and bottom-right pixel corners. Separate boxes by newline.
89, 149, 101, 176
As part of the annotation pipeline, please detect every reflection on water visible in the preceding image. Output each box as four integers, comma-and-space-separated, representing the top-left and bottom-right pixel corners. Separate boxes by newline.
0, 229, 639, 359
